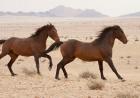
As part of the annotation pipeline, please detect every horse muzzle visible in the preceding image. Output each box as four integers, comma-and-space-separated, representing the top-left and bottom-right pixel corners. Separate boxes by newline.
123, 39, 128, 44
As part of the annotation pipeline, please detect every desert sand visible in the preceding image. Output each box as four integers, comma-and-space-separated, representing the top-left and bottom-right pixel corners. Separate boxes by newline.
0, 16, 140, 98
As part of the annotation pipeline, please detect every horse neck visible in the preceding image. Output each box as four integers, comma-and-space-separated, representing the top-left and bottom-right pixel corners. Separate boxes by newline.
103, 32, 115, 48
34, 31, 48, 44
96, 31, 115, 48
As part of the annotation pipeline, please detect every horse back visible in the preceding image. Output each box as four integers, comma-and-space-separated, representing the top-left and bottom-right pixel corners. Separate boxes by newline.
2, 37, 46, 56
60, 39, 104, 61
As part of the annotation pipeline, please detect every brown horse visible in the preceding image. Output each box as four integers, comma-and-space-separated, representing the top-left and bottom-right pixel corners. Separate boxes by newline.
45, 25, 128, 80
0, 24, 61, 76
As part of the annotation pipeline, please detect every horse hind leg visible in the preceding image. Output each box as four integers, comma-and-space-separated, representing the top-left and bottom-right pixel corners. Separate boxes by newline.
98, 61, 106, 80
55, 57, 75, 80
7, 53, 18, 76
0, 52, 7, 59
0, 51, 9, 67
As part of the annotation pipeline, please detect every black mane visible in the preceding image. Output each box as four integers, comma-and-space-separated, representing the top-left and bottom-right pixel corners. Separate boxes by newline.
30, 24, 54, 38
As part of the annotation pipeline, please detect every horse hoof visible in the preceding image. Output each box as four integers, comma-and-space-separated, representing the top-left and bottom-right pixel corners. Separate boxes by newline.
118, 77, 126, 82
38, 73, 42, 76
119, 77, 123, 80
121, 79, 126, 82
55, 77, 60, 80
65, 76, 68, 79
37, 72, 42, 76
11, 74, 17, 76
48, 67, 52, 71
103, 78, 107, 80
101, 77, 107, 80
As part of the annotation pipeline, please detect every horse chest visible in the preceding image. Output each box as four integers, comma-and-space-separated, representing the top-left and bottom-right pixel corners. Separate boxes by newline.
100, 47, 112, 58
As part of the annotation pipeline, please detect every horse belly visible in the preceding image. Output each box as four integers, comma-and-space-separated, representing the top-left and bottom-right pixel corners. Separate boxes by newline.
12, 41, 33, 56
77, 53, 103, 61
75, 47, 103, 61
13, 46, 32, 56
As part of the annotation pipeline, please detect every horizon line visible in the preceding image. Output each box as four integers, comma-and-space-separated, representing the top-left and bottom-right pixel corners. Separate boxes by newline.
0, 5, 140, 17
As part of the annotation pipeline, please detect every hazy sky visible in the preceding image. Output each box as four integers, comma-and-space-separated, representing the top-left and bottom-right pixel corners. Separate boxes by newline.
0, 0, 140, 16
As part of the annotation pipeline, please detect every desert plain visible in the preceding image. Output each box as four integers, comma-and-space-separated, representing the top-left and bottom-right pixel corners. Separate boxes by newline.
0, 16, 140, 98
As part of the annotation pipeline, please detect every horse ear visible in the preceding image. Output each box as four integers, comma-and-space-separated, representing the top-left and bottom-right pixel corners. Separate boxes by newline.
113, 25, 120, 29
49, 23, 52, 26
47, 22, 51, 26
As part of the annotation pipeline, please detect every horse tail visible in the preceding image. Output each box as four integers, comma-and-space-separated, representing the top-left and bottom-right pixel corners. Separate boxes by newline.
0, 40, 6, 44
44, 41, 63, 54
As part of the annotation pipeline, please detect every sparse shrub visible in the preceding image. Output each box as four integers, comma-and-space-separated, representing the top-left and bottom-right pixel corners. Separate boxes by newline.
34, 96, 40, 98
127, 60, 130, 64
79, 71, 97, 79
87, 79, 104, 90
88, 96, 91, 98
85, 37, 88, 40
16, 62, 20, 64
64, 36, 68, 39
89, 36, 93, 40
135, 37, 139, 42
134, 66, 138, 69
115, 91, 139, 98
18, 59, 24, 61
22, 68, 36, 76
127, 56, 131, 58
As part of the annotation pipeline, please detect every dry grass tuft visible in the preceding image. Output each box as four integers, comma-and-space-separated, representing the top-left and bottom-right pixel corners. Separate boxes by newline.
87, 96, 91, 98
34, 96, 40, 98
135, 37, 139, 42
18, 59, 24, 61
22, 68, 36, 77
89, 36, 93, 40
127, 56, 131, 58
79, 71, 97, 79
134, 66, 139, 69
87, 79, 104, 90
115, 91, 139, 98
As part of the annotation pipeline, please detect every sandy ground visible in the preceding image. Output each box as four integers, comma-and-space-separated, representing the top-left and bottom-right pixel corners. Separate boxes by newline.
0, 16, 140, 98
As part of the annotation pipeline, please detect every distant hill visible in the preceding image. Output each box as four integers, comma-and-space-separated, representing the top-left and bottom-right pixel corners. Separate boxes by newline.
121, 12, 140, 17
48, 5, 83, 17
0, 5, 108, 17
0, 11, 55, 17
77, 9, 107, 17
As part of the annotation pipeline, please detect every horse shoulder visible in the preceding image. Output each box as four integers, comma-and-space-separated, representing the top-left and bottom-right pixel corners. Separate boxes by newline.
98, 44, 112, 59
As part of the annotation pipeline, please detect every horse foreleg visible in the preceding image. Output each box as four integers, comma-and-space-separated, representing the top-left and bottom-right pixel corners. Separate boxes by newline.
8, 54, 18, 76
105, 58, 123, 80
41, 54, 53, 71
98, 61, 106, 80
34, 56, 40, 75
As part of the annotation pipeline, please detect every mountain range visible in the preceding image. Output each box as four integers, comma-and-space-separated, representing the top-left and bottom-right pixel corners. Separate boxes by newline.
0, 5, 107, 17
0, 5, 140, 17
121, 11, 140, 17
